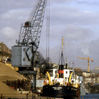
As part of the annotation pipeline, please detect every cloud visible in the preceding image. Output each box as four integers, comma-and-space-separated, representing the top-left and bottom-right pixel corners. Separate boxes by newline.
84, 39, 99, 68
77, 0, 99, 5
48, 24, 93, 49
80, 43, 90, 56
51, 5, 99, 26
0, 27, 18, 47
1, 8, 30, 21
0, 0, 36, 12
89, 39, 99, 58
1, 27, 18, 39
52, 0, 73, 4
63, 25, 93, 41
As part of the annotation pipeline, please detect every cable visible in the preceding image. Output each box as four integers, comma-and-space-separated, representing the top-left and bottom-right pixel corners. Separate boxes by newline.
46, 0, 50, 62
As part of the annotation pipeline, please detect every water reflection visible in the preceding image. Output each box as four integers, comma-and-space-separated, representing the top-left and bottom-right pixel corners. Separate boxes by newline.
63, 96, 80, 99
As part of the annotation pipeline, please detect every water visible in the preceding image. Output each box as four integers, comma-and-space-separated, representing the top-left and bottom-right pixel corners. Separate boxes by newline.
81, 94, 99, 99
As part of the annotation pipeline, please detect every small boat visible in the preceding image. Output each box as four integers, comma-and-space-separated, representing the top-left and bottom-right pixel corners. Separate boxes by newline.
41, 38, 81, 98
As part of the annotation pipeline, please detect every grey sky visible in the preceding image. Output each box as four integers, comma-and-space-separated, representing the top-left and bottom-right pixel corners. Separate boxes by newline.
0, 0, 99, 70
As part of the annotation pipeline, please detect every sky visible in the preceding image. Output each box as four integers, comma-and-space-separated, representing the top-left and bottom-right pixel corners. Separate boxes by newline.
0, 0, 99, 70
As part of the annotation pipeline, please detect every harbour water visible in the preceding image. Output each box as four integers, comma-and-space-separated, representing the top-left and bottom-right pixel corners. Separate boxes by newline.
81, 94, 99, 99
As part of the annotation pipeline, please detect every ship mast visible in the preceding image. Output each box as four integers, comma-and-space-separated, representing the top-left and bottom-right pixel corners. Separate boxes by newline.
60, 37, 64, 65
58, 37, 65, 78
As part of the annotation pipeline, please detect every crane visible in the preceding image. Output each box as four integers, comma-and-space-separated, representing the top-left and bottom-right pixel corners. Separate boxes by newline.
12, 0, 47, 68
11, 0, 47, 91
78, 56, 93, 72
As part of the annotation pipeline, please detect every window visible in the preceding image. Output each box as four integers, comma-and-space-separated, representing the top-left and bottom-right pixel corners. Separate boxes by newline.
66, 71, 68, 74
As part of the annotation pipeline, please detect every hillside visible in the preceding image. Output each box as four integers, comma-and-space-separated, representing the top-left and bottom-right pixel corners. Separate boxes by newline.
0, 62, 26, 81
0, 62, 26, 97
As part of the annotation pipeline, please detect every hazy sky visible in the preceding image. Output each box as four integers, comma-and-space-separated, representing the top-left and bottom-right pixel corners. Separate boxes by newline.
0, 0, 99, 70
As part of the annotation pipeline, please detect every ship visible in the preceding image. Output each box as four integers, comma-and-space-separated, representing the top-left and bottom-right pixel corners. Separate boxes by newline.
41, 37, 81, 98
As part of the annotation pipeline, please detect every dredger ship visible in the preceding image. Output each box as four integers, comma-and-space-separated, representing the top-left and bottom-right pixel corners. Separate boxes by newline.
41, 38, 81, 98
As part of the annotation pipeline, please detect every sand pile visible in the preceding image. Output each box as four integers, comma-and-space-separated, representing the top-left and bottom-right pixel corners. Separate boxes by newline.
0, 62, 26, 81
0, 81, 19, 96
0, 62, 27, 97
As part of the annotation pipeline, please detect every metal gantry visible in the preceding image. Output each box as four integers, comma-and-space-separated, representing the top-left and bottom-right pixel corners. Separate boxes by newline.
18, 0, 47, 52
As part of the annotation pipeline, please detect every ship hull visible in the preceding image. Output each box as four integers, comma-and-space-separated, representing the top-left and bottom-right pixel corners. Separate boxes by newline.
41, 84, 80, 98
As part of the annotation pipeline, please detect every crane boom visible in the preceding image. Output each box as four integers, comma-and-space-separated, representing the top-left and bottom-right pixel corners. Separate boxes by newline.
18, 0, 47, 49
78, 56, 93, 72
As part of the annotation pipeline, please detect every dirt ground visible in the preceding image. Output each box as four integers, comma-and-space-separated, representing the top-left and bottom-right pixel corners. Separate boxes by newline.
0, 62, 26, 97
0, 62, 25, 81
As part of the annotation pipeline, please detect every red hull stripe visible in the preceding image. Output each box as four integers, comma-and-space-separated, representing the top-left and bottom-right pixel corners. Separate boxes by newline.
58, 70, 64, 74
